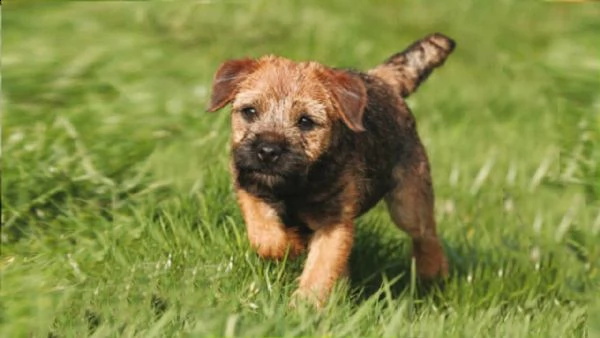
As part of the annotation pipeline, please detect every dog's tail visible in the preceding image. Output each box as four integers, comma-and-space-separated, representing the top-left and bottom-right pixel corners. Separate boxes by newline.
368, 33, 456, 98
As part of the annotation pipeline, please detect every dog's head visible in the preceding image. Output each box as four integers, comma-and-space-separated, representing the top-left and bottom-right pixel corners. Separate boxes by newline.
207, 55, 367, 194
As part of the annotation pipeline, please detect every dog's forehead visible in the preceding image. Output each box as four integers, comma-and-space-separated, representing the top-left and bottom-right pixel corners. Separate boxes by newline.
238, 57, 325, 99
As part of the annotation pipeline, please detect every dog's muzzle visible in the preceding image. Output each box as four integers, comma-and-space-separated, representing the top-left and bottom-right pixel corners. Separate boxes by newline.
256, 141, 283, 164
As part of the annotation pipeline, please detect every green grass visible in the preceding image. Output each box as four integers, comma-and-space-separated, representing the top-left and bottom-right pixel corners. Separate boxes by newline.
2, 1, 600, 337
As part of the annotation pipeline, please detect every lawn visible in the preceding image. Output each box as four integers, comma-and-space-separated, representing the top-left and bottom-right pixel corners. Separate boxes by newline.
2, 1, 599, 337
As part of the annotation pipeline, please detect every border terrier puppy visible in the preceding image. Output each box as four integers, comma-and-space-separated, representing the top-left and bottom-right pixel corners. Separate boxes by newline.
207, 33, 455, 306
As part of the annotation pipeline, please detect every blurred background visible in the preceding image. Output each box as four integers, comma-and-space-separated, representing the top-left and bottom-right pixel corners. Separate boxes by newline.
2, 1, 599, 336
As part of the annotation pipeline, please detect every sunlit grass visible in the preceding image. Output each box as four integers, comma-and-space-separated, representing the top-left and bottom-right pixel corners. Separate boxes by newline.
2, 1, 599, 337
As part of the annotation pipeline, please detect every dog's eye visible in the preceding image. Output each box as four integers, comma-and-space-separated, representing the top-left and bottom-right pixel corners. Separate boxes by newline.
297, 115, 316, 131
240, 107, 258, 121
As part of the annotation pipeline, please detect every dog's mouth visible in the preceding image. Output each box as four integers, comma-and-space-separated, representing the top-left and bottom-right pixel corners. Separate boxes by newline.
244, 167, 292, 183
247, 169, 284, 180
242, 168, 283, 178
236, 165, 306, 196
237, 168, 289, 191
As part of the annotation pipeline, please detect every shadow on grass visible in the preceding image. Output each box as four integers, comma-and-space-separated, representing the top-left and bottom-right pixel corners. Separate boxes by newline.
347, 217, 483, 304
347, 216, 598, 309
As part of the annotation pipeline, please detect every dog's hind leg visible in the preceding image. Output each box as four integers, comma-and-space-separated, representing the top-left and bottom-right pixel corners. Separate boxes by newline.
385, 145, 448, 280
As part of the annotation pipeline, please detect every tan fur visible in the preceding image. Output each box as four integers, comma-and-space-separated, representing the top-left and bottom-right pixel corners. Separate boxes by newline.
293, 220, 354, 307
236, 189, 306, 259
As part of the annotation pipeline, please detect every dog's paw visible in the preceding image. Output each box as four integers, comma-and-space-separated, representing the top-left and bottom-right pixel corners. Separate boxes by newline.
289, 287, 324, 309
413, 236, 449, 280
250, 227, 306, 260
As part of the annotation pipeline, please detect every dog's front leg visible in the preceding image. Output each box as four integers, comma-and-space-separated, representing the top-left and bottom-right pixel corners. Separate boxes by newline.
293, 220, 354, 307
236, 188, 306, 259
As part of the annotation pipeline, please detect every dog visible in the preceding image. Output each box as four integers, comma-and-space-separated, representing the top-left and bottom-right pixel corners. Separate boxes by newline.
207, 33, 456, 306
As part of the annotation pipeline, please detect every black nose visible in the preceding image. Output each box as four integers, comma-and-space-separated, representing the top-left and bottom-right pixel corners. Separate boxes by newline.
257, 143, 282, 163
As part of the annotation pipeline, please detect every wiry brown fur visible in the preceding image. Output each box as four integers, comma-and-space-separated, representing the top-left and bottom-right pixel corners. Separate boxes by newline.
207, 33, 456, 307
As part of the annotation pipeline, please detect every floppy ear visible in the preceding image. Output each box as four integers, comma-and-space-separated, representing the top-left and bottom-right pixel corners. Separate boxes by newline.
319, 69, 367, 132
206, 58, 258, 112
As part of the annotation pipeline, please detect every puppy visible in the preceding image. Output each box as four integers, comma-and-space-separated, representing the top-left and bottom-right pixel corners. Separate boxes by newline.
207, 33, 456, 306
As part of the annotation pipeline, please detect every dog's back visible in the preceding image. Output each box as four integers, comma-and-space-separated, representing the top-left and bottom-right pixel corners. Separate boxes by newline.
340, 34, 456, 214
